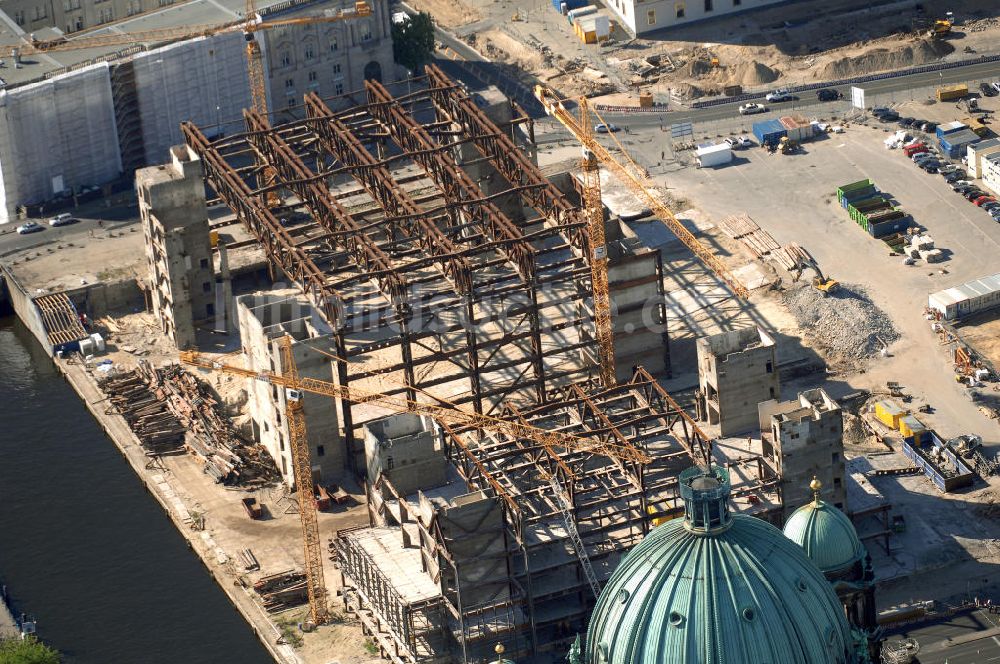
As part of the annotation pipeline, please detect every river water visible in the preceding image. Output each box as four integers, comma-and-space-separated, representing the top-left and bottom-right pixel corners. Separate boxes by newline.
0, 317, 273, 663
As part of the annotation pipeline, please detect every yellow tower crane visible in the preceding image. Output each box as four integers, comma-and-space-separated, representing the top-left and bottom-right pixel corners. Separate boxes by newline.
534, 86, 749, 301
180, 338, 652, 624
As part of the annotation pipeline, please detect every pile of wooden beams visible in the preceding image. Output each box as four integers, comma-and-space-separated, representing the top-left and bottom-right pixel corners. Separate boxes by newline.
719, 213, 781, 259
97, 361, 279, 485
253, 570, 308, 612
98, 368, 186, 452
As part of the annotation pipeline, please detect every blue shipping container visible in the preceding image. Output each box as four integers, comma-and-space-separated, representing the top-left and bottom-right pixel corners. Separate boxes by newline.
840, 187, 879, 208
752, 119, 786, 146
940, 130, 981, 158
935, 121, 967, 139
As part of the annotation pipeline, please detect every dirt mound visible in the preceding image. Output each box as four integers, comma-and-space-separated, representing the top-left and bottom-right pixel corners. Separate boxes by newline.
815, 40, 954, 79
683, 58, 714, 78
728, 60, 780, 86
782, 283, 899, 369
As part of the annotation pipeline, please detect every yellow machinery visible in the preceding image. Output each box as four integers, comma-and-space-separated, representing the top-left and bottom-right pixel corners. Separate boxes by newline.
928, 19, 952, 38
779, 136, 799, 155
790, 252, 838, 295
533, 87, 749, 307
180, 338, 653, 623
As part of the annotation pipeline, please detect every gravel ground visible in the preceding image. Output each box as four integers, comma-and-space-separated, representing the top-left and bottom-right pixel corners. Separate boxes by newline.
783, 283, 900, 369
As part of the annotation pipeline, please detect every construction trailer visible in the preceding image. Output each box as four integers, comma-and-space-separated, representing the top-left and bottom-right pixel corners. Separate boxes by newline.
337, 368, 780, 663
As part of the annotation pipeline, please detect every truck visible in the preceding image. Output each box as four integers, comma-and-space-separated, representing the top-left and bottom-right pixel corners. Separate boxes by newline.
936, 84, 968, 102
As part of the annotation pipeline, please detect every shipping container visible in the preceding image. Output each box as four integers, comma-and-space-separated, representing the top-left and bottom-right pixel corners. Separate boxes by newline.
928, 272, 1000, 320
695, 142, 733, 167
936, 84, 968, 102
837, 179, 877, 205
875, 400, 907, 429
752, 119, 786, 146
556, 0, 588, 9
869, 215, 912, 238
935, 121, 967, 139
779, 115, 814, 142
899, 414, 926, 440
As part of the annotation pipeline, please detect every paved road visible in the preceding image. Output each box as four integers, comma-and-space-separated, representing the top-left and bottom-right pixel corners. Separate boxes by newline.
606, 58, 1000, 127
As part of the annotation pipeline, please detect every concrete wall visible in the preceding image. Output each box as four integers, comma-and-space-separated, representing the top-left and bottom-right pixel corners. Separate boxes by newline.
698, 326, 779, 436
132, 33, 254, 164
0, 263, 49, 354
607, 219, 669, 379
0, 63, 121, 224
364, 414, 446, 496
136, 145, 215, 350
759, 387, 846, 521
238, 291, 344, 485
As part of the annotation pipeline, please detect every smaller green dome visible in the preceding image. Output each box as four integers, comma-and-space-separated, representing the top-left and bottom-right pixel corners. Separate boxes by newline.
783, 488, 865, 576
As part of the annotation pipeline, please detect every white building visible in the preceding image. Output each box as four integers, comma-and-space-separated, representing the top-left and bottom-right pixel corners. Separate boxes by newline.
928, 272, 1000, 321
983, 151, 1000, 198
606, 0, 793, 35
967, 138, 1000, 180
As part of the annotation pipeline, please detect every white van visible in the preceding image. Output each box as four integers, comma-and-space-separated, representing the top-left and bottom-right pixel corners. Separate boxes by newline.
48, 212, 75, 227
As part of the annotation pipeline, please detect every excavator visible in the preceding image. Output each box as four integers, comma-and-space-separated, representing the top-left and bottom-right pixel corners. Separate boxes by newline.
928, 19, 952, 39
790, 251, 839, 296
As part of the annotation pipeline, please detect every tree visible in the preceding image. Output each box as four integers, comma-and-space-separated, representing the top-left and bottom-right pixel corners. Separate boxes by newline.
0, 637, 61, 664
392, 12, 436, 73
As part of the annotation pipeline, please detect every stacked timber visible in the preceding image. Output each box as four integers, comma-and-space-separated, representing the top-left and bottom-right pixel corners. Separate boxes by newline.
97, 361, 279, 485
97, 368, 186, 452
253, 570, 308, 611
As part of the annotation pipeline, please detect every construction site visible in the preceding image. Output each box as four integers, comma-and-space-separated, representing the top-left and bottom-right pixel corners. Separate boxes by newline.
8, 0, 1000, 660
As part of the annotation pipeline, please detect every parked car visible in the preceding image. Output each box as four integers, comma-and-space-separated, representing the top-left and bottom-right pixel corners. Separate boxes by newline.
739, 103, 767, 115
980, 83, 997, 98
16, 221, 42, 235
974, 195, 997, 207
912, 152, 935, 162
965, 189, 986, 201
871, 106, 893, 117
765, 89, 794, 102
991, 208, 1000, 221
725, 136, 753, 149
816, 88, 840, 101
983, 202, 1000, 213
945, 172, 965, 183
992, 81, 1000, 94
878, 111, 900, 122
897, 117, 915, 127
48, 212, 76, 227
595, 123, 620, 133
938, 164, 959, 173
920, 162, 940, 173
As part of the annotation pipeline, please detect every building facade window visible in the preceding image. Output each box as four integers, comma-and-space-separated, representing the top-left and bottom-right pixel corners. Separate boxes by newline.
32, 5, 47, 20
285, 78, 294, 89
329, 37, 338, 51
308, 71, 317, 82
126, 0, 142, 16
280, 51, 291, 66
304, 44, 315, 59
63, 0, 82, 10
97, 7, 114, 23
675, 2, 685, 17
360, 22, 372, 41
287, 98, 295, 108
332, 63, 341, 75
13, 10, 24, 25
704, 0, 712, 11
335, 82, 343, 95
646, 8, 655, 23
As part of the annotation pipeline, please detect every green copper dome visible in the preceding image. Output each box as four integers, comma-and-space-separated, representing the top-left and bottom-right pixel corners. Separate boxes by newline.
583, 466, 860, 664
783, 480, 865, 576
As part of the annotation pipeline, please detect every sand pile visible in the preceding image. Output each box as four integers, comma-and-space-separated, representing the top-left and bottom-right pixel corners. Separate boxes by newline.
727, 60, 780, 86
815, 40, 954, 79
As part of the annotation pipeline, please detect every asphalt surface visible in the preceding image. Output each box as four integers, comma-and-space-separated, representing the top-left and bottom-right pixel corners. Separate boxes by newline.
605, 59, 1000, 127
885, 609, 1000, 664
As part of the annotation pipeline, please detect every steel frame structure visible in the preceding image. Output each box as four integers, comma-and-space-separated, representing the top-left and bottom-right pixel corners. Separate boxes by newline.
344, 367, 719, 663
183, 71, 608, 464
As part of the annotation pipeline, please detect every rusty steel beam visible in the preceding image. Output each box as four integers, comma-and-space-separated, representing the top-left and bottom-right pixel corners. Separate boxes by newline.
424, 63, 588, 256
365, 79, 548, 404
305, 92, 475, 294
243, 109, 418, 400
364, 79, 536, 283
181, 122, 344, 329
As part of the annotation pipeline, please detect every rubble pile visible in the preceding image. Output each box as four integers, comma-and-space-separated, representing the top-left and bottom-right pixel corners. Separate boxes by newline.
783, 284, 899, 368
99, 361, 279, 485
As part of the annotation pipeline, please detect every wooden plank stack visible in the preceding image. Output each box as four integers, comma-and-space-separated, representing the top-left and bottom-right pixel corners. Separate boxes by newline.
98, 361, 279, 485
98, 366, 186, 452
719, 213, 780, 259
253, 570, 308, 611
